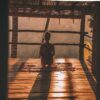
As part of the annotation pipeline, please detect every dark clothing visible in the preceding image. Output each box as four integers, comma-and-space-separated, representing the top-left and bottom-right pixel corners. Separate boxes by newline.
40, 43, 55, 66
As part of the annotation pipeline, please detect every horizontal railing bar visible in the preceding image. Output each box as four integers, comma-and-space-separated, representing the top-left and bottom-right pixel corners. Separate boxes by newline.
9, 30, 80, 34
9, 42, 80, 46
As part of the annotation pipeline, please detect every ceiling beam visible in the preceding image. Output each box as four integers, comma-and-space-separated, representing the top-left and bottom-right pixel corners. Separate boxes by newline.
9, 5, 93, 11
9, 13, 81, 18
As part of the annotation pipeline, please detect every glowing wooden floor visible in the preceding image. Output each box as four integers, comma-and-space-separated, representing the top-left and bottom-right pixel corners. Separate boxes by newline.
8, 58, 96, 100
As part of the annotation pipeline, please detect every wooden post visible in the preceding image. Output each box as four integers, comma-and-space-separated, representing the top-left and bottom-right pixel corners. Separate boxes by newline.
92, 16, 96, 76
93, 3, 100, 100
0, 0, 8, 99
79, 12, 85, 60
11, 16, 18, 58
42, 18, 50, 43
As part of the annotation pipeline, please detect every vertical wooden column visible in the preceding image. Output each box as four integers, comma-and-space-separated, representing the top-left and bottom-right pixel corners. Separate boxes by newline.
42, 18, 50, 43
11, 16, 18, 58
93, 3, 100, 100
0, 0, 8, 99
79, 12, 85, 60
92, 16, 96, 76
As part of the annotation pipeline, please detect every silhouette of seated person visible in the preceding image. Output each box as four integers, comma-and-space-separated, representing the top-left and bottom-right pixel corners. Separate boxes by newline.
40, 32, 55, 68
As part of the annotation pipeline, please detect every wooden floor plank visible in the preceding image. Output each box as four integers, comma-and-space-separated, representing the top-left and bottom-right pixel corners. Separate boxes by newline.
8, 58, 96, 100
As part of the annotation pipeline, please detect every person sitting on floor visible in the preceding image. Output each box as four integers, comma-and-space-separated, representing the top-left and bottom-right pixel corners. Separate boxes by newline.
40, 32, 55, 67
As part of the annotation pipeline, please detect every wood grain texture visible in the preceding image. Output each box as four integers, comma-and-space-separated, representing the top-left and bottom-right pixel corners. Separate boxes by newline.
8, 58, 96, 100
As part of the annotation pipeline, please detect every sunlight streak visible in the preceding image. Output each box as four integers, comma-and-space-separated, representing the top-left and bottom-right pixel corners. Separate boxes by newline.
55, 58, 66, 64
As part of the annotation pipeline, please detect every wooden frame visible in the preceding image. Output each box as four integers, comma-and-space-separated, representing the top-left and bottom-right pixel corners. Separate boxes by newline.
0, 0, 8, 99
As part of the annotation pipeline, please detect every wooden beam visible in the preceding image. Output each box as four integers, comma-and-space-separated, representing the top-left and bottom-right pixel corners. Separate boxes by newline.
93, 3, 100, 100
11, 16, 18, 58
79, 12, 85, 60
9, 4, 93, 11
9, 29, 80, 34
9, 29, 44, 32
92, 10, 96, 76
0, 0, 8, 99
46, 30, 80, 34
9, 42, 80, 46
9, 13, 81, 18
45, 18, 50, 31
42, 17, 50, 43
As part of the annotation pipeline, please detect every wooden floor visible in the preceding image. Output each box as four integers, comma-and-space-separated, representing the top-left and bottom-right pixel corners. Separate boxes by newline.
8, 58, 96, 100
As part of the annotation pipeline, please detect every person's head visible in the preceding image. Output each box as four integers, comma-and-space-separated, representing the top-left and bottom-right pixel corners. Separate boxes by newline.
44, 32, 51, 42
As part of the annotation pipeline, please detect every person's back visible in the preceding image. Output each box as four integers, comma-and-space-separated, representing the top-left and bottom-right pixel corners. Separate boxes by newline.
40, 32, 55, 67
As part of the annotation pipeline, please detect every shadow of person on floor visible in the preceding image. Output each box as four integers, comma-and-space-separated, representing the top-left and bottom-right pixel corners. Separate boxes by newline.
39, 32, 55, 68
28, 66, 51, 100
